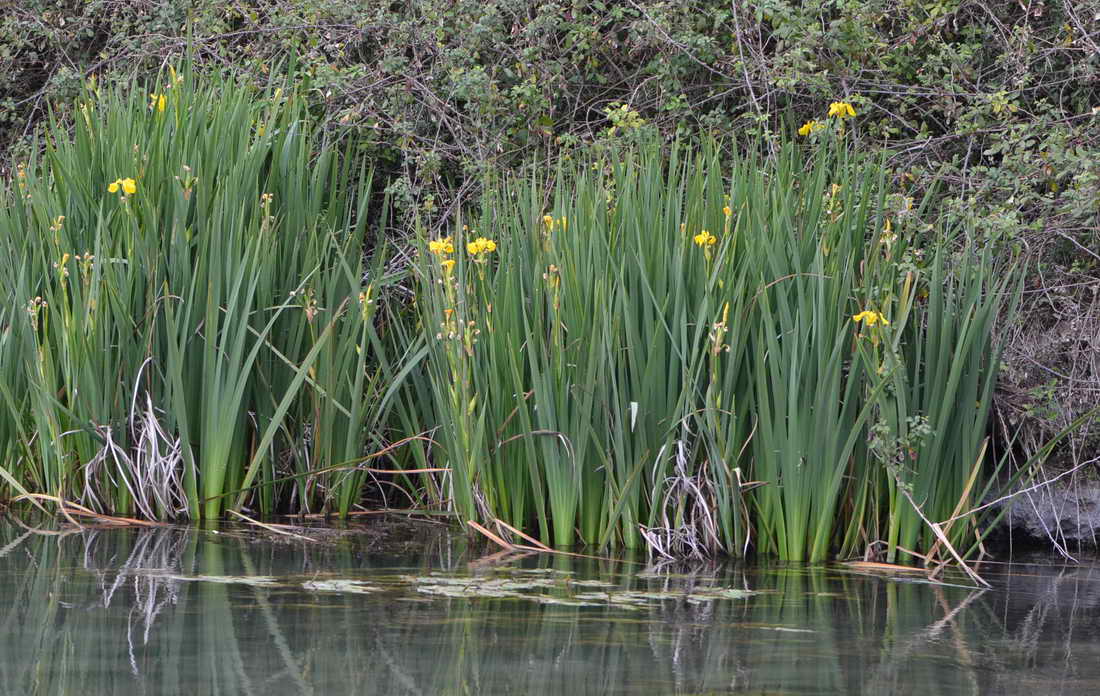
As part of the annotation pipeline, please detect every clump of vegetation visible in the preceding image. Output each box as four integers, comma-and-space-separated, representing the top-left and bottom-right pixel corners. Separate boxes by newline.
3, 0, 1094, 558
0, 68, 416, 520
1, 72, 1017, 567
411, 117, 1014, 563
2, 1, 1094, 484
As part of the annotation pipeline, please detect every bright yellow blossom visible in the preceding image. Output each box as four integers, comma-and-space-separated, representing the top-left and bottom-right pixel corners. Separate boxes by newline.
723, 205, 732, 217
542, 215, 567, 232
693, 230, 717, 247
827, 101, 856, 119
108, 178, 137, 195
852, 310, 889, 326
798, 119, 825, 136
441, 259, 456, 273
467, 237, 497, 255
150, 93, 166, 112
428, 237, 454, 255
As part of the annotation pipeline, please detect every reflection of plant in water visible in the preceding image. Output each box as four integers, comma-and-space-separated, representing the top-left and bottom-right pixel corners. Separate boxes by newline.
3, 524, 1099, 695
81, 528, 193, 645
862, 583, 988, 694
391, 558, 762, 696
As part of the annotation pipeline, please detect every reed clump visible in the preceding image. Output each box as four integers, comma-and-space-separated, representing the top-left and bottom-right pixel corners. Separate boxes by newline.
1, 76, 1016, 564
0, 67, 412, 520
415, 127, 1016, 562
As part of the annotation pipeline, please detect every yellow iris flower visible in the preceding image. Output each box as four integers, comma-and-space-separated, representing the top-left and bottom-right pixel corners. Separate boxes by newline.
428, 237, 454, 255
108, 178, 137, 195
827, 101, 857, 119
693, 230, 717, 247
852, 310, 889, 326
466, 237, 497, 255
798, 119, 825, 136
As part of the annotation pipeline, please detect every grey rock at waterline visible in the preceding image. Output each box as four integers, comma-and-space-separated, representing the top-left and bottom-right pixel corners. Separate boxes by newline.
995, 482, 1100, 546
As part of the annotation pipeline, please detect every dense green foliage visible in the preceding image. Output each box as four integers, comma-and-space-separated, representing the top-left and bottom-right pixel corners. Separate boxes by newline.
3, 1, 1097, 229
0, 69, 1015, 565
413, 135, 1011, 561
0, 71, 415, 520
2, 0, 1096, 464
1, 1, 1095, 558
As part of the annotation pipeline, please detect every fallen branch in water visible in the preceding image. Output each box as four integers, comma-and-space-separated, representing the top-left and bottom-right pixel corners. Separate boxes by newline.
227, 509, 319, 542
466, 518, 639, 565
895, 484, 991, 588
9, 493, 170, 528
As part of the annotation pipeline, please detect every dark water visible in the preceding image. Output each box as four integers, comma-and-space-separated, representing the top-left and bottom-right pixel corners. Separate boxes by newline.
1, 519, 1098, 695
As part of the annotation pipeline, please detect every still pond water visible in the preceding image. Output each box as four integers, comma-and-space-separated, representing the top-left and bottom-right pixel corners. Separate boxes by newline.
1, 518, 1098, 695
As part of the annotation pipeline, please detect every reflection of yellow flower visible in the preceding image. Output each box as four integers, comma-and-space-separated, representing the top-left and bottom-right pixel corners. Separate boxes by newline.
150, 93, 166, 112
441, 259, 456, 273
467, 237, 497, 255
827, 101, 856, 119
428, 237, 454, 255
798, 119, 824, 136
852, 310, 889, 326
693, 230, 717, 247
108, 178, 137, 195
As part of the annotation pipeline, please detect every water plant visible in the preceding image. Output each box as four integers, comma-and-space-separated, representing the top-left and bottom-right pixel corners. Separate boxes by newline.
853, 244, 1019, 564
0, 66, 412, 519
0, 68, 1016, 565
416, 132, 1012, 562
